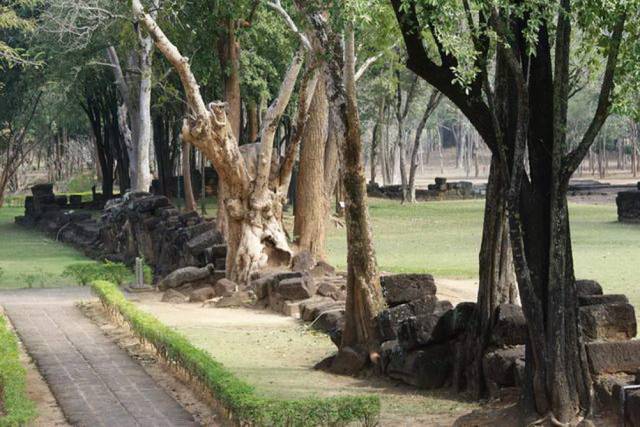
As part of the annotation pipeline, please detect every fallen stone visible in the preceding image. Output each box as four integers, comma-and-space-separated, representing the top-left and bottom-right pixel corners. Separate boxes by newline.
331, 347, 368, 375
380, 274, 437, 307
387, 344, 452, 389
214, 278, 237, 297
316, 282, 343, 300
311, 261, 336, 277
311, 309, 345, 334
578, 294, 629, 306
214, 291, 253, 308
273, 276, 315, 301
491, 303, 528, 347
161, 289, 189, 303
397, 301, 454, 350
580, 303, 636, 341
483, 346, 525, 394
158, 264, 216, 290
186, 230, 221, 255
291, 251, 315, 272
300, 297, 337, 322
188, 286, 216, 302
576, 280, 603, 297
378, 296, 440, 341
587, 341, 640, 374
592, 373, 635, 415
431, 302, 477, 342
252, 271, 302, 300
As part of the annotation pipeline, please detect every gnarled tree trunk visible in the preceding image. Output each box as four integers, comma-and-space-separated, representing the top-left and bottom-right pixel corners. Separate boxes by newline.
132, 1, 309, 284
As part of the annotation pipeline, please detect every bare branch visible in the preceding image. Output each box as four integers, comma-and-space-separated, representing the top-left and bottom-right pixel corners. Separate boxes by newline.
266, 0, 312, 51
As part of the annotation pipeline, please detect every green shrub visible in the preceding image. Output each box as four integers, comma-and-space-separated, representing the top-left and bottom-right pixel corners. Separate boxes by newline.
91, 281, 380, 426
62, 263, 99, 286
0, 267, 4, 281
63, 262, 133, 287
0, 315, 37, 426
102, 261, 133, 286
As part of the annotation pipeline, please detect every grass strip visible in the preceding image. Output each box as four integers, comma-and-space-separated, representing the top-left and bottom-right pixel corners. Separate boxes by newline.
92, 280, 380, 426
0, 314, 36, 427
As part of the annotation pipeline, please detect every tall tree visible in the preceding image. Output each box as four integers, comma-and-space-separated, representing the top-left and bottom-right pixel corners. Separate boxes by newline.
132, 0, 319, 284
299, 1, 387, 373
391, 0, 633, 422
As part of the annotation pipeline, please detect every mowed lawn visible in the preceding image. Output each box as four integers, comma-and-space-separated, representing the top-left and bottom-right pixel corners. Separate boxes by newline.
327, 198, 640, 310
0, 207, 91, 288
1, 199, 638, 307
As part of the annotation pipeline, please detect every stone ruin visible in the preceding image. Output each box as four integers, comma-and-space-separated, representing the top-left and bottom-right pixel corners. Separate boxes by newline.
15, 184, 227, 280
367, 177, 479, 201
617, 182, 640, 223
15, 184, 640, 423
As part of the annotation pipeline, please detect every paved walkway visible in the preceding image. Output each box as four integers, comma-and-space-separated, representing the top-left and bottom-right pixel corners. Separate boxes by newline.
0, 288, 199, 427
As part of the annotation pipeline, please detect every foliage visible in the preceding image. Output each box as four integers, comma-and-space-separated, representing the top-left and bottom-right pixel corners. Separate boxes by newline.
64, 172, 98, 193
62, 261, 133, 286
18, 269, 45, 288
0, 0, 40, 67
92, 280, 381, 426
0, 314, 37, 427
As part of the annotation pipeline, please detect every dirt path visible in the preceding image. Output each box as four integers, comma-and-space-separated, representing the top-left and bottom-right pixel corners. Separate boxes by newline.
0, 288, 203, 427
134, 289, 480, 426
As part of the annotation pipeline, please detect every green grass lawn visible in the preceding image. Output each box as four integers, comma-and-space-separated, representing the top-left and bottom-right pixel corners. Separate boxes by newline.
0, 207, 92, 289
1, 198, 638, 307
327, 198, 640, 310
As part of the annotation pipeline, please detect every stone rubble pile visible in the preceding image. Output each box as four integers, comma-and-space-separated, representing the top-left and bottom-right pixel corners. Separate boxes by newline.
367, 177, 479, 201
15, 185, 227, 280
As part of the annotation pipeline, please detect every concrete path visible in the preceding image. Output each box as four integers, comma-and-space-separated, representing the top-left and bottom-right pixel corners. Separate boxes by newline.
0, 288, 199, 427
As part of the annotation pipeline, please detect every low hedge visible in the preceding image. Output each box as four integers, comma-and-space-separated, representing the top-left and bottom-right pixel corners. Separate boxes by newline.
91, 280, 380, 426
0, 314, 37, 427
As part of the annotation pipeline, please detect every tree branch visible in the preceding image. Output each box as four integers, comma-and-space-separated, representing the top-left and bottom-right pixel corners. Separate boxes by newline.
562, 12, 627, 179
266, 0, 312, 51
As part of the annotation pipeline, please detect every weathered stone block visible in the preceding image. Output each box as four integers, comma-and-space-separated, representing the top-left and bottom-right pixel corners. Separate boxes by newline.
188, 286, 216, 302
587, 341, 640, 374
161, 289, 189, 303
397, 301, 453, 350
576, 279, 603, 297
291, 251, 315, 272
491, 303, 528, 347
579, 294, 629, 306
378, 296, 439, 341
387, 344, 452, 389
580, 303, 637, 341
273, 276, 315, 301
483, 346, 525, 393
214, 278, 237, 297
380, 274, 437, 307
299, 297, 335, 322
158, 264, 216, 290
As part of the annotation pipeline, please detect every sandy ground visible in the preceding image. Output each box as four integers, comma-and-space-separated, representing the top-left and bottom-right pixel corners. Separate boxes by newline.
79, 301, 221, 426
1, 311, 69, 427
132, 281, 486, 426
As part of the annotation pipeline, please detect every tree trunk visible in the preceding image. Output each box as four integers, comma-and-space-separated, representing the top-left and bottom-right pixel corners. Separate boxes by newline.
309, 14, 386, 370
182, 140, 196, 212
407, 91, 441, 203
454, 159, 517, 396
247, 100, 259, 143
135, 34, 154, 192
219, 17, 242, 140
294, 73, 329, 260
369, 97, 385, 185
